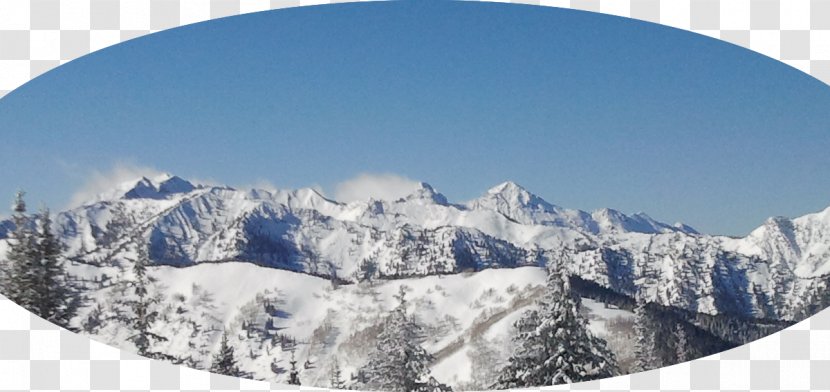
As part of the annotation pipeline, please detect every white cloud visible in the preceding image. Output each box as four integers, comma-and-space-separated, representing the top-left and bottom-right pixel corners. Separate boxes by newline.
68, 163, 165, 208
333, 173, 422, 203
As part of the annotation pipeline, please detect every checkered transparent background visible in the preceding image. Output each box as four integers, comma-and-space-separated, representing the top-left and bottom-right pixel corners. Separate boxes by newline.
0, 0, 829, 390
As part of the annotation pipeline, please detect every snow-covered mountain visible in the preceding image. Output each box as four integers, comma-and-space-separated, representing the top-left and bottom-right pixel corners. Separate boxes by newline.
2, 174, 826, 387
3, 174, 828, 321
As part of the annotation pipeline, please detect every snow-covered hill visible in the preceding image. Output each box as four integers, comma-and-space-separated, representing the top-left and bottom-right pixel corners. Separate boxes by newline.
81, 262, 636, 388
50, 257, 754, 388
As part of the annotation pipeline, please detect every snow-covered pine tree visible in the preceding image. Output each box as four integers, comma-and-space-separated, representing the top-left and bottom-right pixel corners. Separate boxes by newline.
3, 191, 39, 307
492, 263, 618, 388
357, 258, 379, 283
355, 285, 451, 392
674, 323, 689, 363
125, 241, 167, 358
210, 330, 241, 377
82, 304, 104, 333
329, 357, 345, 389
632, 298, 660, 372
330, 265, 341, 290
287, 350, 301, 385
2, 199, 79, 329
32, 208, 77, 327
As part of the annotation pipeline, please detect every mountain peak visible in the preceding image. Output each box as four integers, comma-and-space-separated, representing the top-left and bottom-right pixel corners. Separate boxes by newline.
481, 181, 555, 212
123, 177, 161, 200
631, 211, 652, 220
487, 181, 527, 195
673, 222, 700, 235
591, 208, 697, 235
401, 182, 448, 205
592, 207, 626, 220
123, 174, 196, 200
157, 175, 196, 194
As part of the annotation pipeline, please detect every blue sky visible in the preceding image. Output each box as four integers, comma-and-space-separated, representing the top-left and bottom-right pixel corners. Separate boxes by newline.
0, 1, 829, 236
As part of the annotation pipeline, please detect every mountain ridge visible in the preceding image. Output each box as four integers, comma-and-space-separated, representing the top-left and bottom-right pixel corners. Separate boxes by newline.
2, 174, 829, 320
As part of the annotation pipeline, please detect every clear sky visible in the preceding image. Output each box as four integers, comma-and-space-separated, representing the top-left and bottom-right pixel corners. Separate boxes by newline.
1, 1, 829, 236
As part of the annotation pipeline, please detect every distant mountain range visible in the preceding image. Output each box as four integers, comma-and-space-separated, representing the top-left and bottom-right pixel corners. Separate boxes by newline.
2, 173, 827, 321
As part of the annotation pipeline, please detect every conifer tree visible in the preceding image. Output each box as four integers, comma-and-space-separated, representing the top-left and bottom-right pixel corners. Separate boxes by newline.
355, 285, 450, 392
3, 195, 77, 328
674, 323, 688, 363
33, 208, 76, 326
210, 330, 240, 377
329, 357, 345, 389
287, 350, 301, 385
632, 297, 660, 372
82, 304, 104, 333
126, 241, 167, 357
3, 191, 38, 307
492, 265, 618, 388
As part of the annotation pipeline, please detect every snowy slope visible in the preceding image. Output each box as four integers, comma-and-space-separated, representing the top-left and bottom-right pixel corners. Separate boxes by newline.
79, 262, 552, 387
75, 262, 639, 388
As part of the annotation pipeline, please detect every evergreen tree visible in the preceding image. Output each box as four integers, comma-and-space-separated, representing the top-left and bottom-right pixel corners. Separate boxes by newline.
329, 357, 345, 389
3, 195, 78, 329
125, 242, 167, 357
355, 285, 450, 392
287, 350, 301, 385
32, 209, 76, 327
492, 266, 618, 388
82, 304, 104, 333
210, 330, 240, 377
674, 323, 689, 363
3, 191, 38, 307
632, 298, 660, 372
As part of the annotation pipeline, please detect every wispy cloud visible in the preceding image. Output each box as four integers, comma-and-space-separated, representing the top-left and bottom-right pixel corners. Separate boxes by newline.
250, 179, 279, 192
333, 173, 422, 203
67, 162, 165, 208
